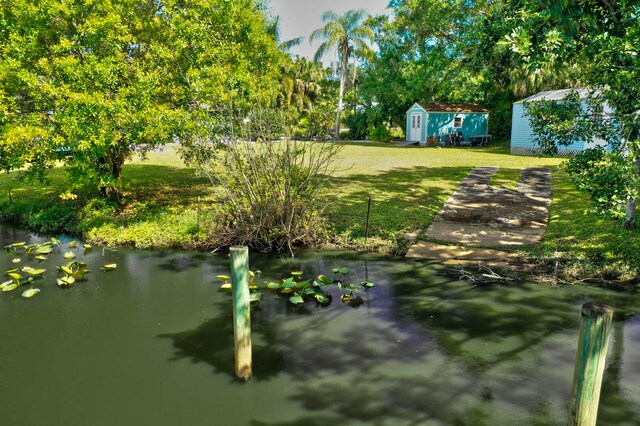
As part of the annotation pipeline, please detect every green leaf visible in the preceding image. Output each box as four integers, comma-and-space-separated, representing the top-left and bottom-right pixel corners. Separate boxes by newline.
58, 266, 74, 276
220, 283, 232, 289
69, 241, 77, 248
297, 279, 311, 290
249, 292, 262, 303
57, 276, 75, 287
10, 242, 25, 248
291, 271, 303, 277
340, 294, 353, 302
1, 283, 18, 292
63, 251, 76, 259
83, 244, 92, 250
282, 279, 297, 288
12, 258, 21, 264
216, 275, 230, 281
36, 246, 53, 255
7, 272, 22, 281
314, 293, 331, 304
267, 282, 283, 289
281, 287, 293, 294
35, 255, 48, 261
21, 288, 41, 298
316, 274, 333, 285
289, 294, 304, 304
24, 268, 46, 277
362, 281, 375, 288
101, 264, 117, 271
302, 287, 317, 295
343, 283, 361, 292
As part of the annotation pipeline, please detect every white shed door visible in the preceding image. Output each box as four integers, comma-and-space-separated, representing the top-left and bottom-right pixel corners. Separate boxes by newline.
410, 113, 422, 142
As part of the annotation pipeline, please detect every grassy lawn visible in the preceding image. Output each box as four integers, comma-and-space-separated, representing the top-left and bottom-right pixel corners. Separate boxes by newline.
1, 142, 638, 280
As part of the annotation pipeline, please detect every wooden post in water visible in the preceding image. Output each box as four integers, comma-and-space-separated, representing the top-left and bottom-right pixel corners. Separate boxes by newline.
569, 302, 613, 426
230, 245, 252, 380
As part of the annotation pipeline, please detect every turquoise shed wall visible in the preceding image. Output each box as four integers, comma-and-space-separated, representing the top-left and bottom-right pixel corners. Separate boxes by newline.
427, 113, 488, 142
510, 103, 585, 155
406, 104, 427, 144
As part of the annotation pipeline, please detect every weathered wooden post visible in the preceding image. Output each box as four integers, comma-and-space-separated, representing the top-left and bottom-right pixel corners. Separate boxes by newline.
569, 302, 613, 426
230, 245, 252, 380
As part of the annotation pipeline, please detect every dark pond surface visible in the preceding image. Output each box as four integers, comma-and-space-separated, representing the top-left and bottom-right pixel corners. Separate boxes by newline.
1, 223, 640, 426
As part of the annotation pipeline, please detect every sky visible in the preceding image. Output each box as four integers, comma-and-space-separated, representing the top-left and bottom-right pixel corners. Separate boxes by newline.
268, 0, 391, 66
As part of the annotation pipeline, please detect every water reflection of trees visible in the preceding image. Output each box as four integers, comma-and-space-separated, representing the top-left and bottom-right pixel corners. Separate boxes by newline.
160, 254, 640, 425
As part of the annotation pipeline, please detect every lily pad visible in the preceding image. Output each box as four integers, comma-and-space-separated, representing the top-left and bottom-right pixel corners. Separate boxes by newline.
7, 272, 22, 281
316, 274, 333, 285
249, 293, 262, 303
36, 247, 53, 255
220, 283, 232, 289
57, 276, 76, 287
280, 287, 293, 294
267, 282, 282, 289
314, 293, 331, 304
12, 258, 21, 264
332, 267, 349, 275
216, 275, 230, 281
21, 288, 41, 298
101, 264, 117, 271
69, 241, 77, 248
1, 282, 18, 292
362, 281, 376, 288
63, 251, 76, 259
35, 255, 48, 261
289, 294, 304, 305
290, 271, 303, 277
24, 268, 46, 277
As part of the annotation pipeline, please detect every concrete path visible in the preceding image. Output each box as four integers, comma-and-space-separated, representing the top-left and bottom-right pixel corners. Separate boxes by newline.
406, 166, 552, 267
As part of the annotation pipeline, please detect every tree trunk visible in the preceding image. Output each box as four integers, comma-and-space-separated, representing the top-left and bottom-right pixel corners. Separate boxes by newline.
622, 143, 640, 229
99, 146, 126, 201
334, 43, 348, 140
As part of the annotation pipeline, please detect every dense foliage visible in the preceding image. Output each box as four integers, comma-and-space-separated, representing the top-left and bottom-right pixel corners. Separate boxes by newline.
502, 0, 639, 227
0, 0, 282, 198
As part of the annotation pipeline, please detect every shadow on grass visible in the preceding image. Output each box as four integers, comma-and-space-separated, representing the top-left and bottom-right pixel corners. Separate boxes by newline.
323, 166, 472, 236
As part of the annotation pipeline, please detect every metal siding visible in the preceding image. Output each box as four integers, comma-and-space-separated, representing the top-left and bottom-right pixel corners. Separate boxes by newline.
510, 103, 585, 153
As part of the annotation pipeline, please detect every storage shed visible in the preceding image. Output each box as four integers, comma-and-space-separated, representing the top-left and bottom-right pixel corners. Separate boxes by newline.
510, 88, 611, 155
406, 102, 489, 146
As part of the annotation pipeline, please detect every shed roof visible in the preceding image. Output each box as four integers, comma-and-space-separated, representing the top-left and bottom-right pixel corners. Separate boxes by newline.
417, 102, 488, 113
514, 88, 594, 104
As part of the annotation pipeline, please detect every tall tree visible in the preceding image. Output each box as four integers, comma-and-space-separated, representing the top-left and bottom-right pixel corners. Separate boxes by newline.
498, 0, 639, 227
310, 9, 374, 139
0, 0, 282, 199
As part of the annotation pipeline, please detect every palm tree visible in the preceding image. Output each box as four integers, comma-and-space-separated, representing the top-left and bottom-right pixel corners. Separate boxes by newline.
310, 9, 374, 139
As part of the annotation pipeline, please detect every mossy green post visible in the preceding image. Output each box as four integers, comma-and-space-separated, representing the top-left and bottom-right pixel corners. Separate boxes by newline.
569, 303, 613, 426
230, 246, 252, 380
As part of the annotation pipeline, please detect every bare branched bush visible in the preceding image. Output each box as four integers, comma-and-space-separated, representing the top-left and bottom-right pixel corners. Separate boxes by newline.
181, 106, 342, 252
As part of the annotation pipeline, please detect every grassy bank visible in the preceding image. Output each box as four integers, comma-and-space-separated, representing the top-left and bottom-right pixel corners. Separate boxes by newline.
1, 143, 638, 282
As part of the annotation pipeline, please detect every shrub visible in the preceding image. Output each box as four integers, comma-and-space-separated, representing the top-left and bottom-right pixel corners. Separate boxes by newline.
368, 124, 391, 142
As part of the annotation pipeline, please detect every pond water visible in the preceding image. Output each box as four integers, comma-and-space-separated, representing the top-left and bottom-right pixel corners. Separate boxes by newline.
1, 224, 640, 426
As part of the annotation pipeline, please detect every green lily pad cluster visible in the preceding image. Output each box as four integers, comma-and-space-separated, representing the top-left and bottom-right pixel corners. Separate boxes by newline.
2, 238, 116, 298
261, 267, 376, 307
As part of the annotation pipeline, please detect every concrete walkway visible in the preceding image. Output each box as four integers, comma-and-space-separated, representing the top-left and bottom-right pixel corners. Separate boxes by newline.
406, 166, 552, 267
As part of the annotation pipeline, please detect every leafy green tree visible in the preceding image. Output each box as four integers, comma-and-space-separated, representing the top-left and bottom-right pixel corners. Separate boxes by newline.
310, 9, 374, 139
499, 0, 639, 227
0, 0, 281, 199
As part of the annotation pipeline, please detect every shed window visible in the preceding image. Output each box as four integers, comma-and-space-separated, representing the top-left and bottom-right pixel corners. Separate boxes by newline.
453, 117, 463, 128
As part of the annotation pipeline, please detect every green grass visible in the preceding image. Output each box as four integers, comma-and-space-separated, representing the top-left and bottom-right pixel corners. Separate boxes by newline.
1, 143, 638, 281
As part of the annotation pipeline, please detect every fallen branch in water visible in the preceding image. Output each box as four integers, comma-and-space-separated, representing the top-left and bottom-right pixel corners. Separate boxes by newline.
454, 264, 517, 284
